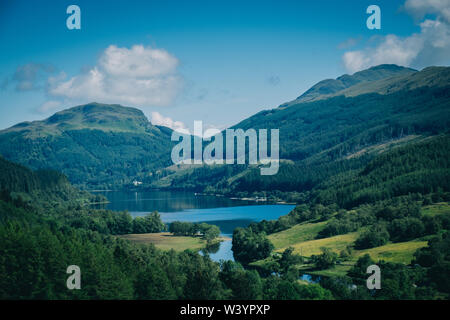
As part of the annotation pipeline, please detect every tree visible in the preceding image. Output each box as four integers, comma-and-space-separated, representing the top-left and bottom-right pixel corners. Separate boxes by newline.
278, 247, 303, 274
347, 254, 375, 281
232, 228, 274, 265
388, 217, 425, 242
355, 224, 389, 249
198, 223, 220, 242
312, 247, 338, 270
132, 211, 165, 234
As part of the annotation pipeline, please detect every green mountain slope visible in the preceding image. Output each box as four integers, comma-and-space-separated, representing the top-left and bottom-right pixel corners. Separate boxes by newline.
291, 64, 417, 104
159, 65, 450, 196
235, 66, 450, 161
0, 103, 174, 189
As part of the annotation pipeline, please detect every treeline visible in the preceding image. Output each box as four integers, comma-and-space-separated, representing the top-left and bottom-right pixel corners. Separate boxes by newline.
169, 221, 220, 241
247, 203, 337, 236
46, 207, 166, 236
202, 83, 450, 198
0, 191, 166, 236
232, 192, 450, 267
231, 157, 367, 193
236, 85, 450, 162
337, 233, 450, 299
0, 156, 95, 206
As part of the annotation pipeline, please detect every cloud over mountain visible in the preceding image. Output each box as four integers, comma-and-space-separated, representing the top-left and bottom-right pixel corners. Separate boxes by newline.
150, 111, 189, 134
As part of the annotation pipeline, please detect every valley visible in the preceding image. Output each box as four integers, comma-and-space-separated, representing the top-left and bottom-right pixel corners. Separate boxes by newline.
0, 64, 449, 300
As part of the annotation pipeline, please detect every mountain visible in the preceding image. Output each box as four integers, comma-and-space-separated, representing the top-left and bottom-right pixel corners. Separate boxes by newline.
6, 102, 158, 137
234, 65, 450, 161
157, 65, 450, 197
288, 64, 417, 105
0, 103, 174, 189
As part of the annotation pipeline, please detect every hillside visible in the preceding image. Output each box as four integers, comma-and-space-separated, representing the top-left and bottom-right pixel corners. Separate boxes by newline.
313, 135, 450, 208
155, 65, 450, 197
236, 136, 450, 297
291, 64, 417, 104
0, 155, 96, 216
0, 103, 174, 189
234, 66, 450, 161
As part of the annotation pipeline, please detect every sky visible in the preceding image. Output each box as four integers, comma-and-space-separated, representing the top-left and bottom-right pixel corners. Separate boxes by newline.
0, 0, 449, 132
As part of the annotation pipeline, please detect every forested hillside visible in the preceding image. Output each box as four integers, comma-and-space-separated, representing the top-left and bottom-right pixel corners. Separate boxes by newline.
313, 135, 450, 208
0, 155, 94, 208
0, 103, 174, 189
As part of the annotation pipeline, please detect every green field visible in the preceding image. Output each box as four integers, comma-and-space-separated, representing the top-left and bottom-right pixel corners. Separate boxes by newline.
118, 232, 208, 251
306, 240, 429, 277
422, 202, 450, 217
307, 263, 354, 278
277, 232, 361, 257
355, 240, 428, 264
268, 221, 327, 249
258, 211, 435, 278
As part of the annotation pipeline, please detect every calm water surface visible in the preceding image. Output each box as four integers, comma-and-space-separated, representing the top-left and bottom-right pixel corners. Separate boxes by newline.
95, 191, 295, 261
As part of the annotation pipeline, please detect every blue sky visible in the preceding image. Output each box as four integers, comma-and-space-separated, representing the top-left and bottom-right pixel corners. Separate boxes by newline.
0, 0, 448, 131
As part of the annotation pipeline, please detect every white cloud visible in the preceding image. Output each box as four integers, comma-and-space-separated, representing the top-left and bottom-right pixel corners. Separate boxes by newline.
99, 45, 178, 78
404, 0, 450, 23
150, 112, 227, 137
342, 51, 371, 74
342, 0, 450, 73
48, 45, 182, 107
150, 111, 189, 134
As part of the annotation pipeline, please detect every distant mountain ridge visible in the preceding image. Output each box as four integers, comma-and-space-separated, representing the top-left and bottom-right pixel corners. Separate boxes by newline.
235, 65, 450, 161
283, 64, 418, 106
4, 102, 157, 138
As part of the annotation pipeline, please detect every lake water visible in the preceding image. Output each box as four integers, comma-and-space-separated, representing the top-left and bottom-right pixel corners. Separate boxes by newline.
95, 190, 295, 261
